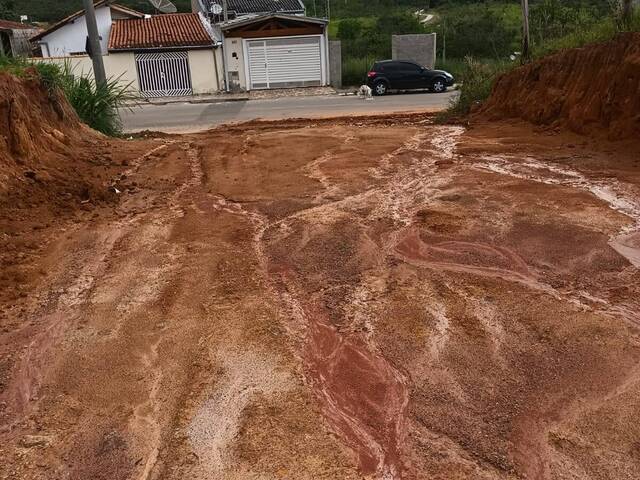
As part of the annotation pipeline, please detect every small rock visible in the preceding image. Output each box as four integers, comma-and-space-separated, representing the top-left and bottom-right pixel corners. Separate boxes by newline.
438, 193, 462, 202
20, 435, 50, 448
51, 129, 66, 144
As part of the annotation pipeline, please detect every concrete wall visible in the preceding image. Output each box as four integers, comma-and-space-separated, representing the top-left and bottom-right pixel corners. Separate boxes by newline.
33, 50, 224, 95
224, 36, 247, 91
329, 40, 341, 89
33, 53, 139, 91
38, 5, 113, 58
188, 49, 223, 94
392, 33, 437, 69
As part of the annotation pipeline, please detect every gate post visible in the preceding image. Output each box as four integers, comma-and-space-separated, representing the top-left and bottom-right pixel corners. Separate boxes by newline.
329, 40, 342, 89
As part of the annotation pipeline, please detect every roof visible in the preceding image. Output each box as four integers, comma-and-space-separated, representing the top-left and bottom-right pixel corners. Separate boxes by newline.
220, 13, 327, 30
200, 0, 305, 15
0, 19, 38, 30
109, 13, 216, 51
31, 1, 144, 42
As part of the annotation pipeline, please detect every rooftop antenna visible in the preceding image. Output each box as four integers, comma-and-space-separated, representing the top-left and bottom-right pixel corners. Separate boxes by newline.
147, 0, 178, 14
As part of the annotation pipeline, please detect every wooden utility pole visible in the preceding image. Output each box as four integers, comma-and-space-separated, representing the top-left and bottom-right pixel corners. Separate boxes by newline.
82, 0, 107, 86
521, 0, 530, 63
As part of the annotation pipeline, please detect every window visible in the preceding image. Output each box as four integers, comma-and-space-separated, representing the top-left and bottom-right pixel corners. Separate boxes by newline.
401, 62, 422, 72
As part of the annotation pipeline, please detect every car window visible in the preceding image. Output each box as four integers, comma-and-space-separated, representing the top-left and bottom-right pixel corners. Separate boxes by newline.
383, 64, 401, 72
401, 62, 422, 72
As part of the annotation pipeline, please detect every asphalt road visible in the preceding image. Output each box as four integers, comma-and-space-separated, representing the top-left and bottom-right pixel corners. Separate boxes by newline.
120, 90, 458, 132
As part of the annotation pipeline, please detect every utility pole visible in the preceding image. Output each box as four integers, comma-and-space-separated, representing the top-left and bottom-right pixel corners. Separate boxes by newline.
521, 0, 530, 63
82, 0, 107, 86
442, 18, 446, 64
222, 0, 228, 22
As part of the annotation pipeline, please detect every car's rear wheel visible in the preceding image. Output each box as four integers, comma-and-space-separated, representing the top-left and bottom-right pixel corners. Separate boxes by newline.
431, 78, 447, 93
374, 81, 388, 96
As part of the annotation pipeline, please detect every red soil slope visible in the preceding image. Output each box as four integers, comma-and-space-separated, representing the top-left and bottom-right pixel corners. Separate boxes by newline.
478, 33, 640, 140
0, 72, 153, 308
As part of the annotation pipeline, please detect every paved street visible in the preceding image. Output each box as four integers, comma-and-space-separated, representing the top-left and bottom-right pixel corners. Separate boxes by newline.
120, 90, 458, 132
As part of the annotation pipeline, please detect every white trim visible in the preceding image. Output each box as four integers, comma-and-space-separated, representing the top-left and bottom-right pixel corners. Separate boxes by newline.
242, 37, 250, 91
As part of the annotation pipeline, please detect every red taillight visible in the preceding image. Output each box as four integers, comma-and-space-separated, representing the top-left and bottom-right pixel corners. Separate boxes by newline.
367, 71, 377, 78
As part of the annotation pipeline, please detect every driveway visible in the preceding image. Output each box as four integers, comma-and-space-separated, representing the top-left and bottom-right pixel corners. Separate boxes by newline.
120, 90, 458, 132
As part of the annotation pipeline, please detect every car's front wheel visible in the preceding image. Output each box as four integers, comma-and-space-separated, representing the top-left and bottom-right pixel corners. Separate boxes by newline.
374, 81, 388, 96
431, 78, 447, 93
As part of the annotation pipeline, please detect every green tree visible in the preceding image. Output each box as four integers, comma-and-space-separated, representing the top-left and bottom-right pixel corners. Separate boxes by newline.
0, 0, 16, 20
337, 18, 363, 41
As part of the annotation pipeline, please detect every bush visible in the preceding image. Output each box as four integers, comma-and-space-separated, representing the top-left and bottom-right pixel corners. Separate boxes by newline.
1, 56, 134, 136
437, 56, 510, 121
55, 63, 134, 137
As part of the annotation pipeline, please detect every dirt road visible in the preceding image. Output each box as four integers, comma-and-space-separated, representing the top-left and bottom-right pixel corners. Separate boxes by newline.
2, 115, 640, 480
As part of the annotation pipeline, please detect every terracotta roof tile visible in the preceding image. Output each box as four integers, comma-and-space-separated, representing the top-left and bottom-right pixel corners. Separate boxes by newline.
0, 19, 37, 30
109, 13, 214, 51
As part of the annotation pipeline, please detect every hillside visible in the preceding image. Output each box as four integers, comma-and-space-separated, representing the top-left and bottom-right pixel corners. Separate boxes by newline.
477, 32, 640, 140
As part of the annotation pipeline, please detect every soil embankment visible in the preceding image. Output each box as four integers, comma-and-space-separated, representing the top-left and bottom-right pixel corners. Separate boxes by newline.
477, 32, 640, 140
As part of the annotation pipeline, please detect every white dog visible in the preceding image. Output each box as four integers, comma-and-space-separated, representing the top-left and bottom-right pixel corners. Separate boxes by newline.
357, 84, 373, 100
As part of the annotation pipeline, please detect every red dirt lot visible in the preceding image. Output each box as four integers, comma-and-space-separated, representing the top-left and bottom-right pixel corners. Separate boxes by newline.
2, 62, 640, 479
2, 112, 640, 480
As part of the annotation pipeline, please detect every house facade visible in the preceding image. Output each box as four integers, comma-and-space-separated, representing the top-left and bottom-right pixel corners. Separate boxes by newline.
193, 0, 330, 91
31, 1, 144, 57
108, 13, 222, 96
220, 14, 329, 91
29, 0, 331, 96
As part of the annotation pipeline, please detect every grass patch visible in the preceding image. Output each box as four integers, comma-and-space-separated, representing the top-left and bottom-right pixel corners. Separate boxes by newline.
1, 55, 134, 136
436, 56, 510, 122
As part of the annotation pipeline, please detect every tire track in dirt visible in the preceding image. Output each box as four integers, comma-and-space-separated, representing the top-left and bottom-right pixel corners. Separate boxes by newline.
259, 127, 465, 479
202, 130, 452, 479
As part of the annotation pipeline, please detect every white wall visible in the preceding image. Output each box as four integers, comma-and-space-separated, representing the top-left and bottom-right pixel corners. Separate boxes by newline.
32, 53, 139, 92
188, 49, 223, 94
224, 36, 247, 91
38, 5, 113, 58
225, 31, 330, 91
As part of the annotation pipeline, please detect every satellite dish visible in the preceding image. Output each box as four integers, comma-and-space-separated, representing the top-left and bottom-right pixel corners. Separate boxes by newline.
211, 3, 223, 15
148, 0, 178, 14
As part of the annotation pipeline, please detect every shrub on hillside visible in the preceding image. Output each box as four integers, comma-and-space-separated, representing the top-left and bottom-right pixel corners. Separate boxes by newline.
0, 57, 133, 137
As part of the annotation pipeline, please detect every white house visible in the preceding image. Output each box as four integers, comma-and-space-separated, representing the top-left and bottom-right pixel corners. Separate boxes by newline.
31, 0, 144, 57
219, 14, 329, 91
193, 0, 330, 92
30, 0, 330, 97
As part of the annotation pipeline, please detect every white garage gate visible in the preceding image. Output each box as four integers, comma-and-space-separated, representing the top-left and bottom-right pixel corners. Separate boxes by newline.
246, 36, 324, 90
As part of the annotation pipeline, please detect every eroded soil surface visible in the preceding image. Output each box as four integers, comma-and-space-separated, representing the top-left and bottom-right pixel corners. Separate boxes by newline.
2, 115, 640, 480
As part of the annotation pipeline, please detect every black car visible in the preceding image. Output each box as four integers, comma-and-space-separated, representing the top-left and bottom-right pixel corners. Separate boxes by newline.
366, 60, 455, 96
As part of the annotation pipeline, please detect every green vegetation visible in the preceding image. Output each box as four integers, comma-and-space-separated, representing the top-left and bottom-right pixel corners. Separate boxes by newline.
439, 5, 640, 121
0, 55, 133, 136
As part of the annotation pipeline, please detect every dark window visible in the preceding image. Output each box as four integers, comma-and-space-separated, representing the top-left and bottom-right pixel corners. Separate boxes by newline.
401, 62, 422, 72
384, 63, 402, 72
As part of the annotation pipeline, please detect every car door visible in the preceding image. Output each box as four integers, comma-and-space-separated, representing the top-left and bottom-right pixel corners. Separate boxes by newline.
381, 63, 403, 89
398, 62, 423, 89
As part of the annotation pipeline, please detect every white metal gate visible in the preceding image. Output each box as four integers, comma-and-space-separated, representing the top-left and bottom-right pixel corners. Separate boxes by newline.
247, 37, 322, 90
135, 51, 192, 97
